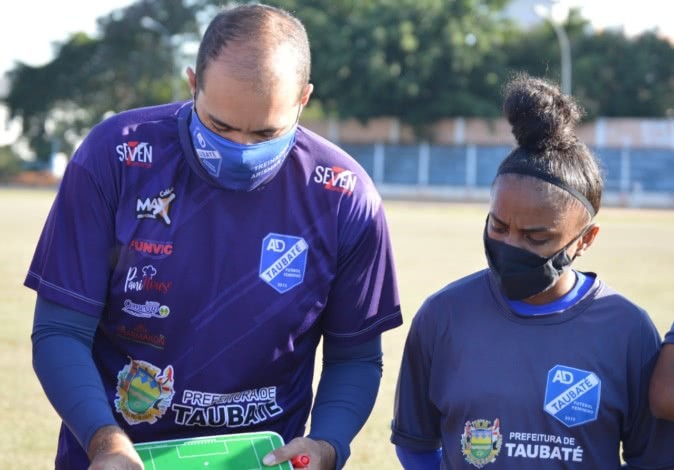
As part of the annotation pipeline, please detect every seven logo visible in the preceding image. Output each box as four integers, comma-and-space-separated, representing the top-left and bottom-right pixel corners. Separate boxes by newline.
124, 265, 173, 294
544, 365, 601, 427
313, 165, 357, 195
259, 233, 309, 294
117, 141, 153, 168
136, 188, 176, 225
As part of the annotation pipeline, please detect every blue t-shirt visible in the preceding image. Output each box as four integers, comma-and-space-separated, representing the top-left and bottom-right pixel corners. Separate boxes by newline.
26, 102, 402, 464
391, 269, 674, 469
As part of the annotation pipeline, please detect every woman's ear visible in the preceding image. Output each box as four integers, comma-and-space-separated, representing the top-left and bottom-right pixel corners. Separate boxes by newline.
574, 224, 600, 258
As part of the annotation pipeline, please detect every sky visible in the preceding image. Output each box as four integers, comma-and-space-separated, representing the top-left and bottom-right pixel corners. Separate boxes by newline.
0, 1, 136, 76
1, 0, 673, 78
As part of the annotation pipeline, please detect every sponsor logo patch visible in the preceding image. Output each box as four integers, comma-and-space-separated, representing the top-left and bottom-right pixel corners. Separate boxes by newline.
117, 141, 153, 168
172, 386, 283, 429
124, 264, 173, 294
461, 418, 502, 468
544, 365, 601, 427
116, 323, 166, 350
122, 299, 170, 319
129, 239, 174, 258
115, 358, 174, 425
259, 233, 308, 293
504, 431, 585, 462
313, 165, 357, 195
136, 187, 176, 225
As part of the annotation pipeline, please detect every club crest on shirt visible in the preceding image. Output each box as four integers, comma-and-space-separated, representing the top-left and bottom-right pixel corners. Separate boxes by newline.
544, 365, 601, 427
461, 418, 502, 468
259, 233, 308, 293
115, 358, 175, 425
136, 187, 176, 225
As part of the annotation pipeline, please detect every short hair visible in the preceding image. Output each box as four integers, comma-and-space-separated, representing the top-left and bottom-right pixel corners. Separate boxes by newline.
195, 3, 311, 95
494, 73, 604, 219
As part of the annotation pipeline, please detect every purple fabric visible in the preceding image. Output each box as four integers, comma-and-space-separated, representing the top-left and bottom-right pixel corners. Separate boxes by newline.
26, 101, 401, 466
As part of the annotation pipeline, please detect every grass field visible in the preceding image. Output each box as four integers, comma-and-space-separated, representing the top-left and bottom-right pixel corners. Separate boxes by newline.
1, 187, 673, 468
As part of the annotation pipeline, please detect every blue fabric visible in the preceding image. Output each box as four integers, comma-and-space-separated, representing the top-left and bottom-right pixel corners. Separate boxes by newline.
307, 335, 383, 469
189, 108, 296, 191
507, 270, 594, 316
31, 296, 117, 452
395, 445, 442, 470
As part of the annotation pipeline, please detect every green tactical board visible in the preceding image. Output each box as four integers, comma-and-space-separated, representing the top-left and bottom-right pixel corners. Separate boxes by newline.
134, 431, 293, 469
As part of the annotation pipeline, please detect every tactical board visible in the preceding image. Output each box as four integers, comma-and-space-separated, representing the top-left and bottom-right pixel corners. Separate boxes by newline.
134, 431, 293, 469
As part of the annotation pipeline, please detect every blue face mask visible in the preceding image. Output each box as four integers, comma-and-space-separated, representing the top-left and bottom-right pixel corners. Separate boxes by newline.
189, 109, 297, 191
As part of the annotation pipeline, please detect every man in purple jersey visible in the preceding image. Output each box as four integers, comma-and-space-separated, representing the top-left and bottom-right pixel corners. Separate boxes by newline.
27, 4, 401, 469
390, 75, 674, 469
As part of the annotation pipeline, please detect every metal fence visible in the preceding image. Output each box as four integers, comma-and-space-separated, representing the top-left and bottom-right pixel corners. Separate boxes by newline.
341, 143, 674, 208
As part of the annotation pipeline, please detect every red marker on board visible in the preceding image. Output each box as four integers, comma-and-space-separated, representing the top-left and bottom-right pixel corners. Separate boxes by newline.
290, 454, 311, 468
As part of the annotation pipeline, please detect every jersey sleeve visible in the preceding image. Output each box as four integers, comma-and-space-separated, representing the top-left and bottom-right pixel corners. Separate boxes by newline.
390, 298, 442, 451
24, 134, 118, 317
621, 310, 674, 467
320, 197, 402, 345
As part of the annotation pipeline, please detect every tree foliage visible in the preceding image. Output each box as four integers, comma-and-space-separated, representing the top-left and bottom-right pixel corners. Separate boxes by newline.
4, 0, 674, 158
264, 0, 514, 127
5, 0, 201, 159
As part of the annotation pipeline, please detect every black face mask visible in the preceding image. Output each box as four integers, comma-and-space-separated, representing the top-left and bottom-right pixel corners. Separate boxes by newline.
483, 222, 588, 301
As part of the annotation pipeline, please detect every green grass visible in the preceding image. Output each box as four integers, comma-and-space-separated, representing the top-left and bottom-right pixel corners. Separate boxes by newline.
1, 188, 673, 468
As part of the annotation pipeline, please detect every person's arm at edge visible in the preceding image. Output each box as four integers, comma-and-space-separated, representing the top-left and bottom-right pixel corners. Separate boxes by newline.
650, 343, 674, 420
264, 335, 383, 469
307, 335, 383, 468
31, 295, 139, 464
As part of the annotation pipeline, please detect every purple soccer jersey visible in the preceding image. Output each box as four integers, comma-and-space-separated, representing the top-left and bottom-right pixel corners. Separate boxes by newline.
26, 102, 401, 463
391, 270, 674, 469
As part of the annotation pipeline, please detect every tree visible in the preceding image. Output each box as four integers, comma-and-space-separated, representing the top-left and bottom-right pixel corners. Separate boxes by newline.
5, 0, 201, 161
573, 30, 674, 118
256, 0, 514, 128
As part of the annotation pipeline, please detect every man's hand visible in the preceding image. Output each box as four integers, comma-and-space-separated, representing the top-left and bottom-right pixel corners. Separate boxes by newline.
263, 437, 336, 470
87, 425, 143, 470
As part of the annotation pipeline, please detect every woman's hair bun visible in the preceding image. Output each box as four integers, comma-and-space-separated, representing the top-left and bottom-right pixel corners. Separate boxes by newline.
503, 73, 583, 151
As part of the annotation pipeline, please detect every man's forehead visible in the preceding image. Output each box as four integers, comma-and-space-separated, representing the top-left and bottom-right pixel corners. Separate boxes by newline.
203, 41, 302, 92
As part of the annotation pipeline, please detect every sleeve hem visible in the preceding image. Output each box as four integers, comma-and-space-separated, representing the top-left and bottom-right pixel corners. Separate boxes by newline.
322, 309, 402, 346
25, 272, 104, 317
390, 427, 442, 452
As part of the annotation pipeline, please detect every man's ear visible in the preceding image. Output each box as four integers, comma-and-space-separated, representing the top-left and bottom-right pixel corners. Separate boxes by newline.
186, 67, 197, 98
299, 83, 314, 106
575, 224, 600, 258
